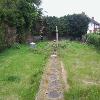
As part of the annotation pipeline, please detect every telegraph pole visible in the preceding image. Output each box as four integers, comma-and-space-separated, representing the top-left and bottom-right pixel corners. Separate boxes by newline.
56, 26, 58, 47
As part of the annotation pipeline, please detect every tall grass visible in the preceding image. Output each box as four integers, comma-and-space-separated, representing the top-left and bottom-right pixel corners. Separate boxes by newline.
0, 41, 51, 100
58, 40, 100, 100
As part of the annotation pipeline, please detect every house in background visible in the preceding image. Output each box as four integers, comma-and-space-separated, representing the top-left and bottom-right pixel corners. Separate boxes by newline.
87, 17, 100, 33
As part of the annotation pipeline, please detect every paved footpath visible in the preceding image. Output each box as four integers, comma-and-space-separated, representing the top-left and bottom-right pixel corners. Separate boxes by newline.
35, 54, 65, 100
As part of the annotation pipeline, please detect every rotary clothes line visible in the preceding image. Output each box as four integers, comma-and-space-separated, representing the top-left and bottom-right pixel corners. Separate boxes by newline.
56, 26, 58, 47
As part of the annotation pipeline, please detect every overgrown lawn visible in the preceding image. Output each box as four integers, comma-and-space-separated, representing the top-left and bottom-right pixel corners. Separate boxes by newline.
0, 42, 51, 100
58, 40, 100, 100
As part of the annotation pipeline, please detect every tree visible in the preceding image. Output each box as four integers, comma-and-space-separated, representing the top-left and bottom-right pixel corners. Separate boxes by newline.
43, 16, 59, 38
66, 14, 90, 38
58, 16, 68, 36
0, 0, 42, 50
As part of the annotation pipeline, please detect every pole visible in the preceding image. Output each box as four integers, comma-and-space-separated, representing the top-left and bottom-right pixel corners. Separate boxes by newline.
56, 26, 58, 47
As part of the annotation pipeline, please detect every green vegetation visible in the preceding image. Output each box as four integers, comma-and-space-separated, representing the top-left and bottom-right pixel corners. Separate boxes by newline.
0, 26, 5, 51
0, 42, 51, 100
43, 16, 58, 38
65, 14, 89, 38
43, 14, 89, 38
58, 40, 100, 100
0, 0, 42, 50
85, 33, 100, 48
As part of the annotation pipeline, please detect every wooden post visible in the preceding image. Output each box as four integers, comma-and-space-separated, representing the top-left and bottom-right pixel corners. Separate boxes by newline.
56, 26, 58, 47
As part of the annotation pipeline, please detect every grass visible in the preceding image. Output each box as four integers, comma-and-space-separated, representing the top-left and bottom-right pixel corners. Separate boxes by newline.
0, 40, 100, 100
58, 40, 100, 100
0, 41, 51, 100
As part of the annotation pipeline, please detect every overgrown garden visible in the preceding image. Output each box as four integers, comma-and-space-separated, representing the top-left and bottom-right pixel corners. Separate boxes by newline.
0, 1, 100, 100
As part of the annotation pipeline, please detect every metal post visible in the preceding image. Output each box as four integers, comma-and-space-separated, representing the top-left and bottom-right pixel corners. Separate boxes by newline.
56, 26, 58, 47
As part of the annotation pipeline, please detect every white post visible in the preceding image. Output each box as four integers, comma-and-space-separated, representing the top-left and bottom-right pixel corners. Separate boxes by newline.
56, 26, 58, 47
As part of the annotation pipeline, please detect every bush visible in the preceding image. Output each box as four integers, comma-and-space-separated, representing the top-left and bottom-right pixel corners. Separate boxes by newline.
0, 26, 6, 51
85, 33, 100, 48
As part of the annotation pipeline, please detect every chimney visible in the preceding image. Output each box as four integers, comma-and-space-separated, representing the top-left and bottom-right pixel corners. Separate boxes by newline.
92, 17, 94, 20
82, 12, 85, 15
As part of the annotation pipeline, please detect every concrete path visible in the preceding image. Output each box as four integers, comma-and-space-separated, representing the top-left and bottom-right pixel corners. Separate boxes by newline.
35, 54, 65, 100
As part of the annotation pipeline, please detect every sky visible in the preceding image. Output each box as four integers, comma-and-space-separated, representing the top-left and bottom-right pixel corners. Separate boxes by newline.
40, 0, 100, 22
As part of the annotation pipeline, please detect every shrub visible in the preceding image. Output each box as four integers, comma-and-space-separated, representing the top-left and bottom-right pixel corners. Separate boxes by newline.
0, 26, 6, 51
85, 33, 100, 48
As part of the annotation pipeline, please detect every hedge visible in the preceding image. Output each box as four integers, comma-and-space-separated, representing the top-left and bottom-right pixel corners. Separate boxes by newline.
85, 33, 100, 48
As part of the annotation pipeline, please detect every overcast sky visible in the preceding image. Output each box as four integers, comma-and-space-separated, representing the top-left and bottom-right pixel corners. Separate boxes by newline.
40, 0, 100, 22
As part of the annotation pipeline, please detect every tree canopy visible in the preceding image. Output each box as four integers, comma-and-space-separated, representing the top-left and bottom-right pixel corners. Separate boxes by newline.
66, 14, 90, 38
0, 0, 42, 33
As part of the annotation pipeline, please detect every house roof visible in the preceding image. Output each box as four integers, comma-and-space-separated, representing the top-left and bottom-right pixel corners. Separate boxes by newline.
89, 18, 100, 26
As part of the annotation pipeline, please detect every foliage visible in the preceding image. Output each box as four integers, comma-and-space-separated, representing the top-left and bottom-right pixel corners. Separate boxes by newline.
58, 16, 68, 36
43, 16, 59, 38
66, 14, 90, 38
0, 0, 41, 28
0, 0, 42, 50
85, 33, 100, 48
0, 26, 6, 51
43, 14, 90, 39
